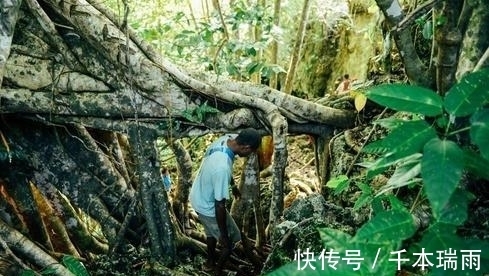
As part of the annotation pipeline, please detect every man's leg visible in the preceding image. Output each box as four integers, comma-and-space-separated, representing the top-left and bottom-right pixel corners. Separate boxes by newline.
216, 241, 232, 276
206, 236, 217, 269
216, 211, 241, 275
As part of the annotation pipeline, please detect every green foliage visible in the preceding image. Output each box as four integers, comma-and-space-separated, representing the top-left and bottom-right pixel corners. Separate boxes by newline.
444, 69, 489, 116
62, 255, 90, 276
421, 138, 464, 218
470, 109, 489, 159
365, 68, 489, 218
181, 101, 221, 123
121, 0, 287, 81
269, 68, 489, 275
365, 84, 443, 116
325, 175, 349, 191
268, 206, 412, 276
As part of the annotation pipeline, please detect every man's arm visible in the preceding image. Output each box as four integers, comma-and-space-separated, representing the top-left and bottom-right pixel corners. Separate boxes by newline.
215, 198, 232, 274
215, 199, 230, 249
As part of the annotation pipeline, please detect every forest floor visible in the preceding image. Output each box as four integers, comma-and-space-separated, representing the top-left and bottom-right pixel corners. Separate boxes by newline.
88, 127, 489, 276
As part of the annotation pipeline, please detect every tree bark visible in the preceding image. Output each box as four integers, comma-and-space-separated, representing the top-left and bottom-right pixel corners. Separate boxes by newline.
456, 0, 489, 77
169, 138, 194, 229
375, 0, 434, 87
0, 0, 357, 273
0, 0, 22, 87
434, 1, 464, 95
128, 126, 176, 263
0, 219, 76, 276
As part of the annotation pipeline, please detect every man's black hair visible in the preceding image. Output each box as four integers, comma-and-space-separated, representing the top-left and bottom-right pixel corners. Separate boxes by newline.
235, 128, 262, 149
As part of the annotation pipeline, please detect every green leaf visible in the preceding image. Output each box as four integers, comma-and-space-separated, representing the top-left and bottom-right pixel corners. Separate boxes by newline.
415, 223, 489, 275
444, 68, 489, 116
325, 175, 348, 189
363, 120, 437, 158
365, 84, 443, 116
226, 63, 239, 76
361, 153, 413, 179
386, 153, 421, 185
20, 270, 37, 276
437, 189, 474, 226
421, 138, 464, 219
353, 192, 372, 211
246, 61, 262, 74
355, 209, 416, 242
246, 46, 257, 56
62, 255, 90, 276
373, 117, 409, 130
318, 227, 352, 249
362, 120, 436, 179
201, 29, 213, 42
318, 228, 399, 275
326, 175, 350, 195
386, 195, 407, 211
377, 153, 422, 195
435, 15, 447, 26
463, 149, 489, 180
266, 261, 323, 276
470, 109, 489, 160
422, 20, 433, 39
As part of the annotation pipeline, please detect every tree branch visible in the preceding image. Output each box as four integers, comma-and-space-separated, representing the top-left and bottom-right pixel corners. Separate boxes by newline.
375, 0, 434, 87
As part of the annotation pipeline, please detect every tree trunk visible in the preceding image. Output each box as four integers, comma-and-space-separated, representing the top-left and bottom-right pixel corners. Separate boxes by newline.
283, 0, 311, 93
128, 126, 176, 263
0, 0, 356, 273
169, 138, 194, 229
269, 0, 282, 90
375, 0, 435, 87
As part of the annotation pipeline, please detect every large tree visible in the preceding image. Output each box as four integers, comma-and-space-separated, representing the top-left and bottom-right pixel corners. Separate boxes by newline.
0, 0, 354, 274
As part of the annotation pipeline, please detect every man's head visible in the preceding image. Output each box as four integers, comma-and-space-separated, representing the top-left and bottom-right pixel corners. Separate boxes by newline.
232, 128, 262, 157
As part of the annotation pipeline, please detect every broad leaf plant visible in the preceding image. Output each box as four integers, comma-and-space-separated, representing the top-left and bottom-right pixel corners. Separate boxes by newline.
269, 68, 489, 275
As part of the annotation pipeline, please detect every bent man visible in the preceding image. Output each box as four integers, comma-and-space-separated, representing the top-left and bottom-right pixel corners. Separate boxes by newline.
189, 128, 261, 276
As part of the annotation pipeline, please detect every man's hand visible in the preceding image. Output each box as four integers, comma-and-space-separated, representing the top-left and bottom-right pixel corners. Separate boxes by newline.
231, 185, 241, 200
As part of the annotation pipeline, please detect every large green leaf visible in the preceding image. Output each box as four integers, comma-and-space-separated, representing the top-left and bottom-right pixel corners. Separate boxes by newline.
421, 138, 464, 219
362, 120, 436, 179
366, 84, 443, 116
363, 120, 437, 157
414, 223, 489, 276
318, 227, 352, 249
470, 109, 489, 160
355, 209, 416, 242
463, 149, 489, 180
444, 68, 489, 116
437, 189, 474, 226
377, 153, 422, 196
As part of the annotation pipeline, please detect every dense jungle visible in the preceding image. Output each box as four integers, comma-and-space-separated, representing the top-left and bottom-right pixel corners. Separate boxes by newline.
0, 0, 488, 275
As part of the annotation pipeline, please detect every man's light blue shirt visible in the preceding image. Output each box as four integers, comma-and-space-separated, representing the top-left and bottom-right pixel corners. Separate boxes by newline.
189, 134, 236, 217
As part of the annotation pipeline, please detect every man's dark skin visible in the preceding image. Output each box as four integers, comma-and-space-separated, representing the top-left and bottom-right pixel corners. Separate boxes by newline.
209, 183, 241, 275
215, 199, 231, 275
